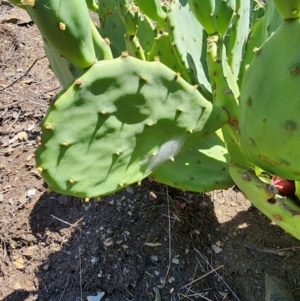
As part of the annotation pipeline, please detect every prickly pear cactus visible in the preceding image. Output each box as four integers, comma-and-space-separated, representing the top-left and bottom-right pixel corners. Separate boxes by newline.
229, 163, 300, 240
7, 0, 300, 243
273, 0, 300, 19
240, 19, 300, 181
98, 0, 127, 58
151, 132, 234, 192
36, 56, 228, 197
42, 39, 83, 89
227, 0, 252, 80
148, 33, 182, 72
116, 0, 141, 36
262, 0, 283, 40
165, 0, 212, 100
24, 0, 97, 68
134, 0, 166, 24
187, 0, 236, 35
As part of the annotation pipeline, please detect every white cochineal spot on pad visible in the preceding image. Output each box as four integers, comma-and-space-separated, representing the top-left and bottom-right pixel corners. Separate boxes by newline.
145, 136, 187, 173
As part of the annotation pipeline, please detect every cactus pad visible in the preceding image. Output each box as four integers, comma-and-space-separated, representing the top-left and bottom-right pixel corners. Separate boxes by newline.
99, 0, 127, 58
165, 0, 212, 100
134, 0, 166, 24
188, 0, 236, 35
273, 0, 300, 20
43, 39, 83, 89
148, 33, 182, 73
240, 19, 300, 181
227, 0, 252, 80
151, 132, 234, 192
229, 163, 300, 240
36, 56, 228, 197
136, 15, 156, 56
25, 0, 96, 69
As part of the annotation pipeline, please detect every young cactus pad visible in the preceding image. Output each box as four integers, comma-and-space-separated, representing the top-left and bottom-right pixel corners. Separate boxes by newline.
134, 0, 166, 24
187, 0, 236, 35
25, 0, 96, 69
36, 56, 228, 198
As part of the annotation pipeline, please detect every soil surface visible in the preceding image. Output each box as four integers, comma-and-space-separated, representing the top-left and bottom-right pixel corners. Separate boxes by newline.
1, 4, 300, 301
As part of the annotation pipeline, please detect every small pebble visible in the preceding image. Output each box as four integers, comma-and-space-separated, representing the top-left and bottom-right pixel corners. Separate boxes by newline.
126, 186, 134, 194
172, 258, 179, 264
151, 255, 159, 262
212, 244, 223, 254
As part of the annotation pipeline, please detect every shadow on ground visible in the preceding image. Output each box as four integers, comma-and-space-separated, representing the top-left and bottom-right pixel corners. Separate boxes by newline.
3, 180, 300, 301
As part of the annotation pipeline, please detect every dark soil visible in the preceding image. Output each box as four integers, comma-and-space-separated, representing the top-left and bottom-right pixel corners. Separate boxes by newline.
1, 4, 300, 301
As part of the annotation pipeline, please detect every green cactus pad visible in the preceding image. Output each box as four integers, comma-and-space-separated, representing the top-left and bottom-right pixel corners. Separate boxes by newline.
124, 33, 145, 60
136, 15, 156, 56
227, 0, 252, 80
273, 0, 300, 20
187, 0, 216, 34
43, 39, 83, 89
262, 0, 283, 41
151, 131, 234, 192
90, 20, 113, 61
229, 163, 300, 240
85, 0, 99, 12
165, 0, 212, 100
148, 33, 182, 73
239, 1, 282, 85
116, 0, 141, 36
238, 17, 264, 87
240, 19, 300, 181
187, 0, 235, 35
25, 0, 96, 69
134, 0, 166, 24
206, 35, 251, 166
99, 0, 127, 58
215, 0, 236, 36
36, 56, 228, 197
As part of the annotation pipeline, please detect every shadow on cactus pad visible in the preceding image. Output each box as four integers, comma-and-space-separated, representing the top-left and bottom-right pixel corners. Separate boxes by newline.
35, 56, 228, 198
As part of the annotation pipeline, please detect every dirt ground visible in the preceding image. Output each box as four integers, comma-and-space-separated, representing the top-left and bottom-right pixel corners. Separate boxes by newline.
1, 4, 300, 301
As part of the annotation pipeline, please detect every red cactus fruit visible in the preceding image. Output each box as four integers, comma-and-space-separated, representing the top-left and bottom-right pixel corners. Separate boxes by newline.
271, 176, 295, 195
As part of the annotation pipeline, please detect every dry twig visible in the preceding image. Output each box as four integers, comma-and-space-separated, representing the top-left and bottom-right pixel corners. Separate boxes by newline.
244, 243, 294, 257
0, 55, 46, 92
51, 214, 88, 238
5, 108, 21, 131
0, 86, 60, 110
182, 265, 224, 289
58, 273, 70, 301
79, 245, 83, 301
161, 186, 172, 288
194, 248, 241, 301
